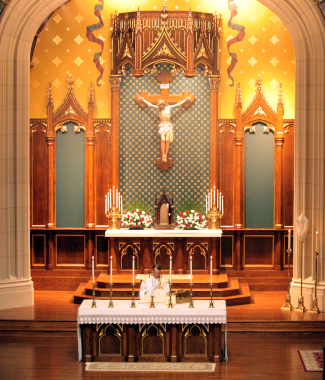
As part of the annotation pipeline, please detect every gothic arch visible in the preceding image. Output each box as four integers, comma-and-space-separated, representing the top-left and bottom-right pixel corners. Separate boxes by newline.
1, 0, 325, 309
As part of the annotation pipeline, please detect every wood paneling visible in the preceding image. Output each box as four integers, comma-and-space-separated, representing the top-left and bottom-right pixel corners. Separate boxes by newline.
220, 235, 233, 267
96, 235, 109, 267
30, 125, 47, 227
31, 234, 46, 267
283, 125, 294, 227
95, 124, 111, 226
244, 235, 274, 267
56, 235, 85, 266
220, 125, 235, 227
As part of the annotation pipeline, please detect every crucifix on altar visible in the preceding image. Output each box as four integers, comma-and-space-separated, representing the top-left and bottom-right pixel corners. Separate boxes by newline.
135, 69, 195, 171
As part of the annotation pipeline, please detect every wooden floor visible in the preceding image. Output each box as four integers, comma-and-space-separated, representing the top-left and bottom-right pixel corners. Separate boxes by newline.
0, 290, 324, 379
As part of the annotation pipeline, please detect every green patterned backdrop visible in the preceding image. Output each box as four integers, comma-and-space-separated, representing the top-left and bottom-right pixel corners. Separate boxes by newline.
119, 63, 210, 216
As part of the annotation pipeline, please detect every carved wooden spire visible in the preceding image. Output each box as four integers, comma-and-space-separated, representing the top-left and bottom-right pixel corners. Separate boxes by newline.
47, 83, 53, 108
161, 2, 168, 26
187, 8, 193, 32
236, 83, 242, 108
277, 82, 284, 106
68, 74, 74, 91
88, 82, 94, 107
136, 7, 142, 32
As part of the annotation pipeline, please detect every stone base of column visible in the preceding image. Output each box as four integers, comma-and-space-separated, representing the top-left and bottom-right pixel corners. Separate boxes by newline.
290, 278, 325, 312
0, 279, 34, 310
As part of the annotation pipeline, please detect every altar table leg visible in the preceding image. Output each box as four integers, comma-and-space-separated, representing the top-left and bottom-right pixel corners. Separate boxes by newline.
170, 325, 179, 362
127, 325, 137, 362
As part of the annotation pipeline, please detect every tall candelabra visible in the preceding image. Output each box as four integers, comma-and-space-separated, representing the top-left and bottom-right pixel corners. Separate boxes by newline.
206, 187, 224, 230
209, 283, 214, 308
281, 248, 293, 310
295, 241, 306, 312
105, 187, 122, 229
308, 250, 320, 313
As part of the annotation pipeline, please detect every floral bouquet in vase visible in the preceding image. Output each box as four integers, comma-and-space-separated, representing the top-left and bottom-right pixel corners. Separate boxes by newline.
176, 210, 207, 230
121, 209, 152, 229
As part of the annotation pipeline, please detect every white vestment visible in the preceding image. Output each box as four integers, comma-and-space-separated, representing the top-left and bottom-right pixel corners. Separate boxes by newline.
139, 274, 170, 302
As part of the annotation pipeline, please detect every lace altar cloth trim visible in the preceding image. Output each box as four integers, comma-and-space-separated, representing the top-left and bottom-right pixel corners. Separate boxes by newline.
78, 299, 227, 325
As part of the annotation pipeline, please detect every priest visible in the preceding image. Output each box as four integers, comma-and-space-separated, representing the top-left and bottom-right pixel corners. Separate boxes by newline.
139, 264, 170, 302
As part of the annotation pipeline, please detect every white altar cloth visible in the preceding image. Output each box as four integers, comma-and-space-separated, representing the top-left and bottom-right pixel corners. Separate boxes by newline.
105, 228, 222, 238
77, 299, 227, 361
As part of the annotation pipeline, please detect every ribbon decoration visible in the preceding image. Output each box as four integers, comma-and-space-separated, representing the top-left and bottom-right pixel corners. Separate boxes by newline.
86, 0, 105, 86
227, 0, 245, 87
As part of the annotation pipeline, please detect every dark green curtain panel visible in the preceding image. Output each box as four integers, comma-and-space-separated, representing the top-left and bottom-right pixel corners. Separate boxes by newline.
56, 122, 85, 228
245, 123, 274, 228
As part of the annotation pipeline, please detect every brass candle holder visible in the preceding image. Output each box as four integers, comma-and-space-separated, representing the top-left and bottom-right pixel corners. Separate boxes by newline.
130, 282, 136, 308
108, 282, 114, 308
308, 251, 320, 313
295, 241, 306, 312
106, 205, 121, 230
91, 282, 97, 308
149, 295, 155, 308
189, 282, 194, 308
208, 206, 223, 230
167, 281, 173, 308
209, 283, 214, 308
281, 248, 293, 310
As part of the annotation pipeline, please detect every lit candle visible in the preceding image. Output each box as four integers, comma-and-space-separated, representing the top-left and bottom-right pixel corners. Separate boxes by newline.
170, 256, 172, 283
109, 189, 112, 209
222, 196, 224, 214
210, 256, 213, 284
210, 190, 212, 209
113, 186, 115, 206
217, 189, 219, 209
116, 189, 118, 208
110, 256, 112, 283
206, 195, 208, 215
213, 186, 216, 206
132, 256, 135, 284
316, 231, 318, 252
92, 256, 95, 284
121, 196, 123, 214
190, 256, 192, 284
288, 229, 291, 250
105, 194, 107, 214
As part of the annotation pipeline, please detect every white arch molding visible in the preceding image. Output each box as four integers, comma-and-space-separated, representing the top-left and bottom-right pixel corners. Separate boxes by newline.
0, 0, 324, 310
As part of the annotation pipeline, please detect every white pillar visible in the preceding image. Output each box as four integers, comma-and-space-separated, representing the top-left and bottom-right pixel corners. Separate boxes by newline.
260, 0, 325, 311
0, 0, 68, 310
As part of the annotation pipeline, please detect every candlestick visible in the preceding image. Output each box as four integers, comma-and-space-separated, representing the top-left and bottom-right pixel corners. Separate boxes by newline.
189, 282, 194, 308
91, 281, 97, 308
210, 256, 213, 284
92, 256, 95, 283
131, 282, 136, 308
190, 256, 192, 284
113, 186, 115, 206
167, 280, 173, 308
213, 186, 216, 206
206, 195, 208, 215
109, 189, 112, 209
288, 229, 291, 250
209, 282, 214, 308
110, 256, 112, 283
217, 189, 219, 209
170, 256, 172, 283
132, 256, 135, 284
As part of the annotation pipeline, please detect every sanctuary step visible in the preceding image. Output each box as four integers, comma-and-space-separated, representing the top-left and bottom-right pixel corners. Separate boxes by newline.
72, 273, 251, 306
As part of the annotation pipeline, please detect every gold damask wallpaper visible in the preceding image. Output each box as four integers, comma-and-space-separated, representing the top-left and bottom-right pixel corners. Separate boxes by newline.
30, 0, 295, 119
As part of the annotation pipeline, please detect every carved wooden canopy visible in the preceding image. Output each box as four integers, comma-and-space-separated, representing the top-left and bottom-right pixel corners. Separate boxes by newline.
111, 6, 220, 78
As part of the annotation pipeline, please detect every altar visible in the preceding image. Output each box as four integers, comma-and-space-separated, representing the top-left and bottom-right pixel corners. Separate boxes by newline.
104, 229, 223, 274
78, 299, 227, 363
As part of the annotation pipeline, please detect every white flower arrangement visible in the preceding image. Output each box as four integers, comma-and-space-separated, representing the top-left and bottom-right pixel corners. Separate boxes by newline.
176, 210, 206, 230
121, 209, 152, 229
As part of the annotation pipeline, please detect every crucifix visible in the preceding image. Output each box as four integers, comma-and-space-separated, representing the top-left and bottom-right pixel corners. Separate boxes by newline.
135, 69, 195, 171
